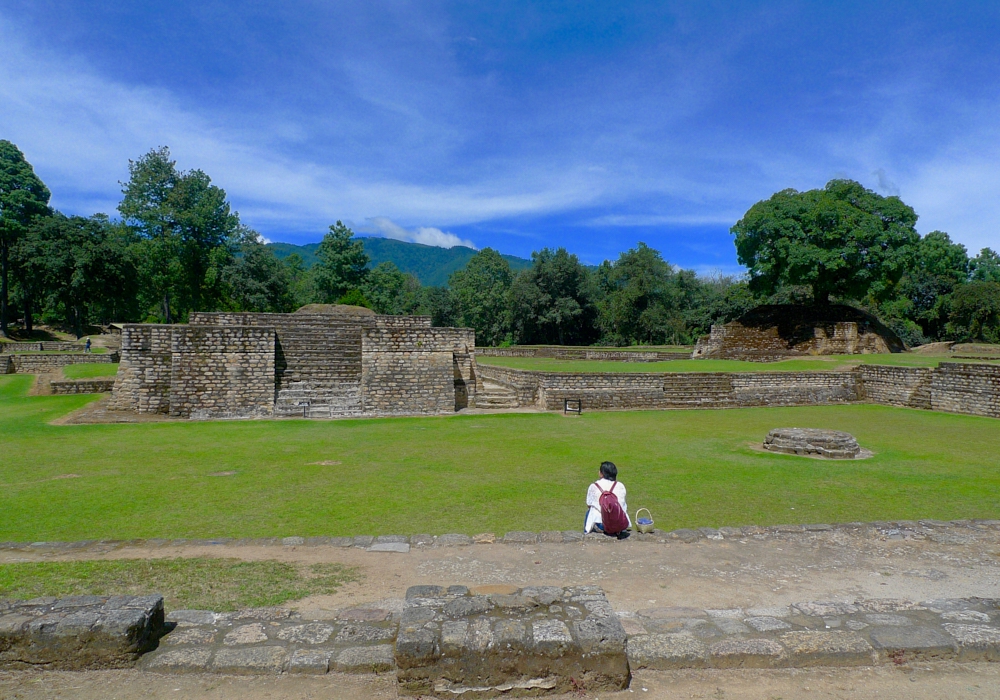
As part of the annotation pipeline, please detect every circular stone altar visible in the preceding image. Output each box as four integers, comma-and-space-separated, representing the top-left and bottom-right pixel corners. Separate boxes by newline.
763, 428, 863, 459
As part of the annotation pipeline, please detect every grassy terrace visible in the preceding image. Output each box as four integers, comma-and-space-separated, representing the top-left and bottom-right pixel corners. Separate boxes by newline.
477, 354, 1000, 373
62, 363, 119, 379
2, 373, 999, 541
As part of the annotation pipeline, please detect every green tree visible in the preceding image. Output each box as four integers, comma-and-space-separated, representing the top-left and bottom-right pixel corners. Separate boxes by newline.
945, 281, 1000, 343
220, 231, 295, 313
449, 248, 513, 346
119, 147, 241, 322
732, 179, 919, 304
509, 247, 596, 345
363, 261, 421, 315
971, 248, 1000, 283
16, 213, 137, 337
596, 243, 689, 345
313, 221, 369, 303
0, 141, 51, 335
887, 231, 970, 341
418, 286, 460, 327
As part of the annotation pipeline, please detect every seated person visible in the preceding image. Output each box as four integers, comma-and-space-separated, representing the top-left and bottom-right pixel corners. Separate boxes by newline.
584, 461, 631, 539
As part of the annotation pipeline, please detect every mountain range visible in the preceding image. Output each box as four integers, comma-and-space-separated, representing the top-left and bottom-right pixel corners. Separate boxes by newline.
268, 237, 532, 287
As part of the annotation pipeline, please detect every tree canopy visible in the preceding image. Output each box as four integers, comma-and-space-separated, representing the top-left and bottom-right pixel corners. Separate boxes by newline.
313, 221, 370, 303
449, 248, 513, 347
0, 140, 51, 335
732, 179, 919, 304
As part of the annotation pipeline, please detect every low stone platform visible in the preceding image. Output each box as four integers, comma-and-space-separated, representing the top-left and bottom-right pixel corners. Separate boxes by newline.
139, 607, 397, 676
0, 594, 164, 670
396, 584, 629, 697
763, 427, 863, 458
625, 597, 1000, 669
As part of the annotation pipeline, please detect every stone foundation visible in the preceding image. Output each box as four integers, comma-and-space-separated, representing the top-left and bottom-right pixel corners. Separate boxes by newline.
479, 362, 1000, 420
49, 378, 116, 394
396, 585, 629, 696
0, 595, 164, 670
108, 309, 477, 419
5, 352, 118, 375
478, 347, 690, 361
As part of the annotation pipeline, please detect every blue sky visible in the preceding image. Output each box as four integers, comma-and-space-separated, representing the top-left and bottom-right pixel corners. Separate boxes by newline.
2, 2, 999, 273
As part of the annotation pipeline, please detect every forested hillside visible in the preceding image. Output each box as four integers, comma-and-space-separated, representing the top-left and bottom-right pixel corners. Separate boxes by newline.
269, 239, 531, 287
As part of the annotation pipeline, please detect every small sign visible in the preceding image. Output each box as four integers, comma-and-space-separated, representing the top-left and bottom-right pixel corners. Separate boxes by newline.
564, 398, 582, 415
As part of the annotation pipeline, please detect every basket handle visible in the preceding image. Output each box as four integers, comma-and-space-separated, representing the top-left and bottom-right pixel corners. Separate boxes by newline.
635, 507, 652, 522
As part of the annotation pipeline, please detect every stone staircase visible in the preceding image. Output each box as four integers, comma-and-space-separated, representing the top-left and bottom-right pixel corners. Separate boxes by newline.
475, 381, 520, 409
271, 318, 365, 418
661, 374, 735, 407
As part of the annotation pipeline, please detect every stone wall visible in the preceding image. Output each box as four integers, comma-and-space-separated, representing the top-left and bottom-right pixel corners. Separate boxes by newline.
931, 363, 1000, 418
0, 594, 164, 670
480, 365, 859, 411
50, 378, 116, 394
6, 352, 119, 375
479, 347, 690, 361
481, 362, 1000, 419
858, 365, 933, 409
108, 325, 174, 413
0, 341, 85, 352
362, 327, 476, 414
111, 311, 476, 419
168, 326, 276, 419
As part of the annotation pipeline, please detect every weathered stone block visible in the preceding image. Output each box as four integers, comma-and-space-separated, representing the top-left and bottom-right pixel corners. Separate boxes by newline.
708, 639, 786, 668
287, 648, 331, 674
942, 624, 1000, 661
627, 633, 709, 669
0, 595, 164, 671
869, 626, 958, 660
779, 631, 874, 666
210, 646, 287, 674
334, 644, 395, 673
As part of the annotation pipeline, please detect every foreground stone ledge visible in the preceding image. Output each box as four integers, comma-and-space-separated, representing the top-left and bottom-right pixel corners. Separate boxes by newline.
0, 595, 164, 670
395, 584, 629, 697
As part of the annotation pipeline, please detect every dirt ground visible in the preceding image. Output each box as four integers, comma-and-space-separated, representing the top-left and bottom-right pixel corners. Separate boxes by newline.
3, 525, 1000, 698
3, 664, 1000, 700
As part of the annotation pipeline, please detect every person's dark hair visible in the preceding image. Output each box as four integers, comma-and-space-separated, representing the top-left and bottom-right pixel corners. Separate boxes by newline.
600, 461, 617, 480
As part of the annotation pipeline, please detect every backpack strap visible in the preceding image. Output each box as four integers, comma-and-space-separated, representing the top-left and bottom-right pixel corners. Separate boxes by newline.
595, 480, 618, 494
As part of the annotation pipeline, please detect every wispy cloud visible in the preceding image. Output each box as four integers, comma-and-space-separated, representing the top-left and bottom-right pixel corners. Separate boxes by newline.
357, 217, 476, 249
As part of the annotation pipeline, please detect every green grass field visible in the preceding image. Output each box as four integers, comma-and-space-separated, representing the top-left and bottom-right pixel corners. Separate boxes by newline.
62, 363, 119, 379
477, 354, 998, 373
2, 374, 999, 541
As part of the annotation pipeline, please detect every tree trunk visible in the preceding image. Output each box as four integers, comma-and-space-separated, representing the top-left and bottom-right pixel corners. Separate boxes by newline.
812, 283, 831, 304
74, 306, 83, 339
24, 295, 33, 335
0, 241, 8, 337
163, 294, 171, 324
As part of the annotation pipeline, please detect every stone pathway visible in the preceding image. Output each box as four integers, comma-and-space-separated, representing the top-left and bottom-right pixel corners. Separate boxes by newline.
140, 605, 398, 676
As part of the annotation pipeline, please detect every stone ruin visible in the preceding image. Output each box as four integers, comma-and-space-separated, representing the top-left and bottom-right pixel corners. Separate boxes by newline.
107, 305, 478, 419
692, 304, 905, 361
763, 428, 863, 459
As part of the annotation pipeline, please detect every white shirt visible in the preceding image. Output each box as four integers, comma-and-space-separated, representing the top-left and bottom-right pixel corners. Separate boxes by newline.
585, 478, 630, 533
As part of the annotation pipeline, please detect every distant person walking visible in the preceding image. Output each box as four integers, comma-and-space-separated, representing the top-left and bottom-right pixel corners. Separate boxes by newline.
584, 461, 631, 539
84, 338, 92, 353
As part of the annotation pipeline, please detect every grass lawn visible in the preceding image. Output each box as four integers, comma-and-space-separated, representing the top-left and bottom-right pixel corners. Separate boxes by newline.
476, 354, 999, 373
0, 559, 357, 611
62, 363, 120, 379
2, 374, 999, 541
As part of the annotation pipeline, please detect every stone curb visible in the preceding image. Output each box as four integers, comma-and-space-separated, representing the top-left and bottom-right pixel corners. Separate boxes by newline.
6, 519, 999, 554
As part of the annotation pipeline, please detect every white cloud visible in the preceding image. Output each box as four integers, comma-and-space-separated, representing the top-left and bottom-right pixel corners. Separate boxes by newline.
359, 217, 476, 249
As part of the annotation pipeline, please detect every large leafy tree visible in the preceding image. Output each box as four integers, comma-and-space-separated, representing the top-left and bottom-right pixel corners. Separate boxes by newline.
879, 230, 970, 342
509, 247, 596, 345
0, 141, 51, 335
971, 248, 1000, 283
946, 281, 1000, 343
119, 147, 241, 322
596, 242, 688, 345
220, 230, 295, 313
16, 214, 138, 337
363, 261, 421, 315
732, 179, 919, 304
313, 221, 369, 303
449, 248, 513, 346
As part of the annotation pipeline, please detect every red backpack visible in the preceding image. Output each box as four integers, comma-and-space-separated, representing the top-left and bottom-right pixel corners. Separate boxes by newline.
596, 481, 629, 534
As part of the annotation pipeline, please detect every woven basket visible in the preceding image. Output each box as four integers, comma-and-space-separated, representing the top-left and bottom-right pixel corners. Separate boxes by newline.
634, 508, 655, 534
